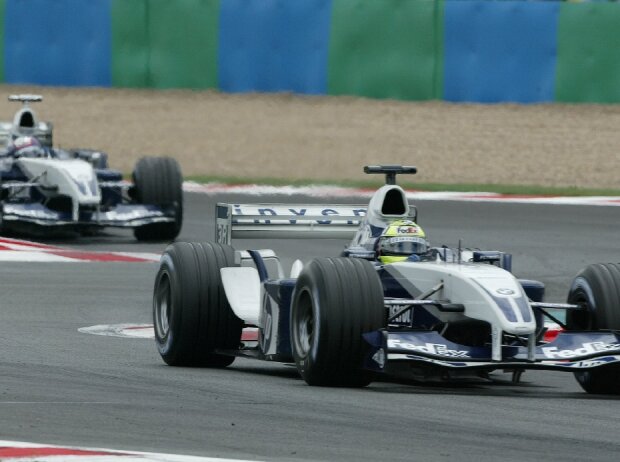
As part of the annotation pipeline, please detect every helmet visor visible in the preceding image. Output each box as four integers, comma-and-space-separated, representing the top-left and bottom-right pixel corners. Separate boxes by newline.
380, 236, 428, 256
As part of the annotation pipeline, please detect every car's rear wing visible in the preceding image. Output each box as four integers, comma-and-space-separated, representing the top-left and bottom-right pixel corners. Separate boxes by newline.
215, 203, 367, 245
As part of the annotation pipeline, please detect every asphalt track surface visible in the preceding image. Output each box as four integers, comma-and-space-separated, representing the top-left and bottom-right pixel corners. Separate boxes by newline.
1, 191, 620, 462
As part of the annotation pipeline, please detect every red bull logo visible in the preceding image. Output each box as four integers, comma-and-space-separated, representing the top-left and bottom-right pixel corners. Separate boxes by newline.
397, 226, 418, 234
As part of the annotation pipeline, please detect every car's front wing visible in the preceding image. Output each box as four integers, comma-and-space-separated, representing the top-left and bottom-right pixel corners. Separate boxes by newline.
364, 330, 620, 372
2, 203, 176, 228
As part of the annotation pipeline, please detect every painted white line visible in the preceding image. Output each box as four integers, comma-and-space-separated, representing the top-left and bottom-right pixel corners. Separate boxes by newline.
78, 324, 154, 339
0, 402, 115, 405
0, 250, 77, 262
183, 181, 620, 206
0, 439, 259, 462
0, 236, 64, 249
116, 252, 161, 262
183, 181, 375, 197
79, 325, 260, 342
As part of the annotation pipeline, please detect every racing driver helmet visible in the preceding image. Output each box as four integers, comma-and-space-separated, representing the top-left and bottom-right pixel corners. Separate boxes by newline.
11, 136, 46, 158
377, 219, 429, 264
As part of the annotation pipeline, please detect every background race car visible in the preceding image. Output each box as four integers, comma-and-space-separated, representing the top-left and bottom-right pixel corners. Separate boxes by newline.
0, 95, 183, 240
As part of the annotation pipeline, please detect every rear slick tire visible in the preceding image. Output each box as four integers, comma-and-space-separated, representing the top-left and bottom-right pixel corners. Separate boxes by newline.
153, 241, 242, 367
566, 263, 620, 394
291, 257, 385, 387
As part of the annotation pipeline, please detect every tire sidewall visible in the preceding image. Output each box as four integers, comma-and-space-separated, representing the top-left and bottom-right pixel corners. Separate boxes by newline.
567, 264, 620, 394
567, 274, 600, 389
567, 276, 598, 330
291, 279, 322, 378
153, 252, 180, 359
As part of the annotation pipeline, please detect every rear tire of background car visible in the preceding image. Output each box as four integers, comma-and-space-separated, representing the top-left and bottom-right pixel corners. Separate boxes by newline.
291, 257, 385, 387
566, 263, 620, 394
133, 156, 183, 241
153, 241, 242, 367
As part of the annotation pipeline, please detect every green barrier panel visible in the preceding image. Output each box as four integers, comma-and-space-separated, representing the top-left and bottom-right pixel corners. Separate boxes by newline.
112, 0, 149, 87
328, 0, 443, 100
0, 0, 5, 82
112, 0, 219, 89
147, 0, 219, 89
556, 4, 620, 103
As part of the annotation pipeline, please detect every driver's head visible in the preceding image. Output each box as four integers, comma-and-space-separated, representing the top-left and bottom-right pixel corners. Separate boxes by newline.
11, 136, 45, 158
377, 219, 428, 264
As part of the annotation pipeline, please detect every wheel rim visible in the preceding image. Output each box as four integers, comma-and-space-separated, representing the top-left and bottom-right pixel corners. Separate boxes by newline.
294, 290, 314, 358
568, 288, 594, 330
154, 272, 172, 339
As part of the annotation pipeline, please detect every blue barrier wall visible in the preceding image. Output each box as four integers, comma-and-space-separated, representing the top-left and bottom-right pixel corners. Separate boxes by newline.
0, 0, 5, 82
444, 0, 559, 103
218, 0, 331, 94
5, 0, 111, 86
1, 1, 620, 103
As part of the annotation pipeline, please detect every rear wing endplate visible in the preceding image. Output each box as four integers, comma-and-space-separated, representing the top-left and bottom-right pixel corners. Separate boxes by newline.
216, 203, 367, 245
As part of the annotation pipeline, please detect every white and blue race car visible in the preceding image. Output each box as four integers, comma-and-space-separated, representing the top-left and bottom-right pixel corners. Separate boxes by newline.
0, 95, 182, 240
153, 165, 620, 394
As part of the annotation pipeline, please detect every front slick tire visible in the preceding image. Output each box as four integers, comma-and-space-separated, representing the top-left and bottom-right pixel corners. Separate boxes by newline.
133, 156, 183, 242
566, 263, 620, 394
291, 257, 385, 387
153, 242, 242, 367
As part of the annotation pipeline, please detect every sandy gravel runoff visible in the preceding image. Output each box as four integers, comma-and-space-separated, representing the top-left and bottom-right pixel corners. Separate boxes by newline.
1, 84, 618, 189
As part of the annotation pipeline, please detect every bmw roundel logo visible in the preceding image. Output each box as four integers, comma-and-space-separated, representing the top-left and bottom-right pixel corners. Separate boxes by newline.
496, 288, 515, 295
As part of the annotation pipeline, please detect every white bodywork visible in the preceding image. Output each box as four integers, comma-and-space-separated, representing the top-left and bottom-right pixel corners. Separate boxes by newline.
215, 203, 366, 245
365, 184, 411, 228
350, 184, 413, 248
17, 157, 101, 221
222, 249, 284, 329
386, 260, 535, 334
384, 260, 537, 361
221, 267, 261, 326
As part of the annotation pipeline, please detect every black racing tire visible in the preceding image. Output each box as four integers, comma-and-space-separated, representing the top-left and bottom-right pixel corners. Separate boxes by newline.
291, 257, 385, 387
153, 241, 242, 367
566, 263, 620, 394
132, 156, 183, 241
